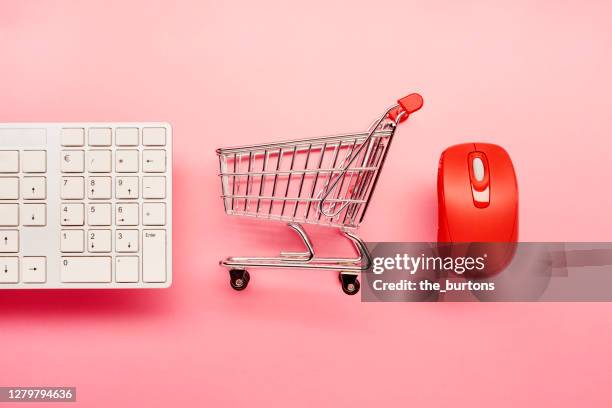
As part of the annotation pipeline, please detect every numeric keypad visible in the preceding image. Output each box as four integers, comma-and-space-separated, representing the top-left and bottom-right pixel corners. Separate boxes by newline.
0, 123, 171, 288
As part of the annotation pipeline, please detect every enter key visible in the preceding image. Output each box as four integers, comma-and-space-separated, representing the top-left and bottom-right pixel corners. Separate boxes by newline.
143, 230, 166, 283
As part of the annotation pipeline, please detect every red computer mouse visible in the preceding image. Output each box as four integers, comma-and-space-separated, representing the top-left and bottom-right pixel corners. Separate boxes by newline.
437, 143, 518, 276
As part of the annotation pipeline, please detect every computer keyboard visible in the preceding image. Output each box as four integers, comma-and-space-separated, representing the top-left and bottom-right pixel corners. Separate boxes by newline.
0, 123, 172, 289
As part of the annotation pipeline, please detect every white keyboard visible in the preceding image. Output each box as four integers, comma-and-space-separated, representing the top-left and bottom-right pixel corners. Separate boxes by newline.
0, 123, 172, 289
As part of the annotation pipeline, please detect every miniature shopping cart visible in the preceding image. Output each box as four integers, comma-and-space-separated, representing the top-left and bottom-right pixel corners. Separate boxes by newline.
217, 93, 423, 295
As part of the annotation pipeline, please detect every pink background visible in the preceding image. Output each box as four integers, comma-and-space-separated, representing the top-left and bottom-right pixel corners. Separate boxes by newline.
2, 0, 612, 406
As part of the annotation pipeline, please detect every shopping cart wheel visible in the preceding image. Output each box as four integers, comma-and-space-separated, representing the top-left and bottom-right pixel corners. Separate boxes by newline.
229, 269, 250, 291
339, 273, 360, 296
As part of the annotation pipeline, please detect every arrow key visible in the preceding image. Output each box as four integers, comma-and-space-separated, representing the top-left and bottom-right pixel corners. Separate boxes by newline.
0, 230, 18, 253
22, 203, 46, 226
88, 229, 112, 253
116, 176, 139, 199
88, 176, 112, 200
22, 257, 46, 283
61, 203, 85, 226
142, 150, 166, 173
115, 203, 139, 226
116, 230, 138, 253
0, 257, 18, 283
22, 177, 46, 200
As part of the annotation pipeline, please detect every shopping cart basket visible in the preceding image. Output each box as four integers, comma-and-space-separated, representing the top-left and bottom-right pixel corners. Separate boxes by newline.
217, 93, 423, 295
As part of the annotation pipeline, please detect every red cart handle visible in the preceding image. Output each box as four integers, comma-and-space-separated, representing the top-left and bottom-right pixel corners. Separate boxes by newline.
388, 93, 424, 123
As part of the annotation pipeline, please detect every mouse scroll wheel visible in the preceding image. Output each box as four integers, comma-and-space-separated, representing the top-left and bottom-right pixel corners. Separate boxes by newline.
468, 152, 490, 193
468, 152, 490, 208
472, 157, 485, 182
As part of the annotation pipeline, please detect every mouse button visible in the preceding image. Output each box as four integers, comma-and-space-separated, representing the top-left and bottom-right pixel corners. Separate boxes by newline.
467, 151, 490, 192
471, 186, 490, 208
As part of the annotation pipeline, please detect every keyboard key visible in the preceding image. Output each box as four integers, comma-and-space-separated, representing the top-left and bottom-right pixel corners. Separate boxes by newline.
87, 150, 112, 172
87, 203, 112, 226
62, 128, 85, 146
61, 150, 85, 172
61, 203, 84, 226
143, 203, 165, 226
0, 230, 19, 252
116, 176, 138, 199
22, 257, 46, 283
22, 150, 47, 173
0, 205, 19, 226
88, 176, 112, 199
0, 257, 19, 283
116, 128, 139, 146
143, 230, 166, 282
116, 256, 139, 282
143, 176, 166, 199
116, 203, 139, 226
0, 151, 19, 173
116, 150, 139, 173
61, 256, 111, 283
61, 176, 85, 199
0, 178, 19, 199
116, 230, 138, 253
143, 128, 166, 146
22, 204, 46, 226
88, 229, 112, 253
22, 177, 46, 199
89, 128, 112, 146
61, 230, 84, 252
142, 150, 166, 172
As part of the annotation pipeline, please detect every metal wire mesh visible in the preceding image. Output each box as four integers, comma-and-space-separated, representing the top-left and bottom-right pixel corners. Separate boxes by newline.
217, 128, 395, 228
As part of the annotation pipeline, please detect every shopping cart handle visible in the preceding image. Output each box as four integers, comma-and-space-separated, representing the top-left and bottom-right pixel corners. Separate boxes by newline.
389, 93, 424, 123
318, 93, 423, 217
398, 93, 424, 114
